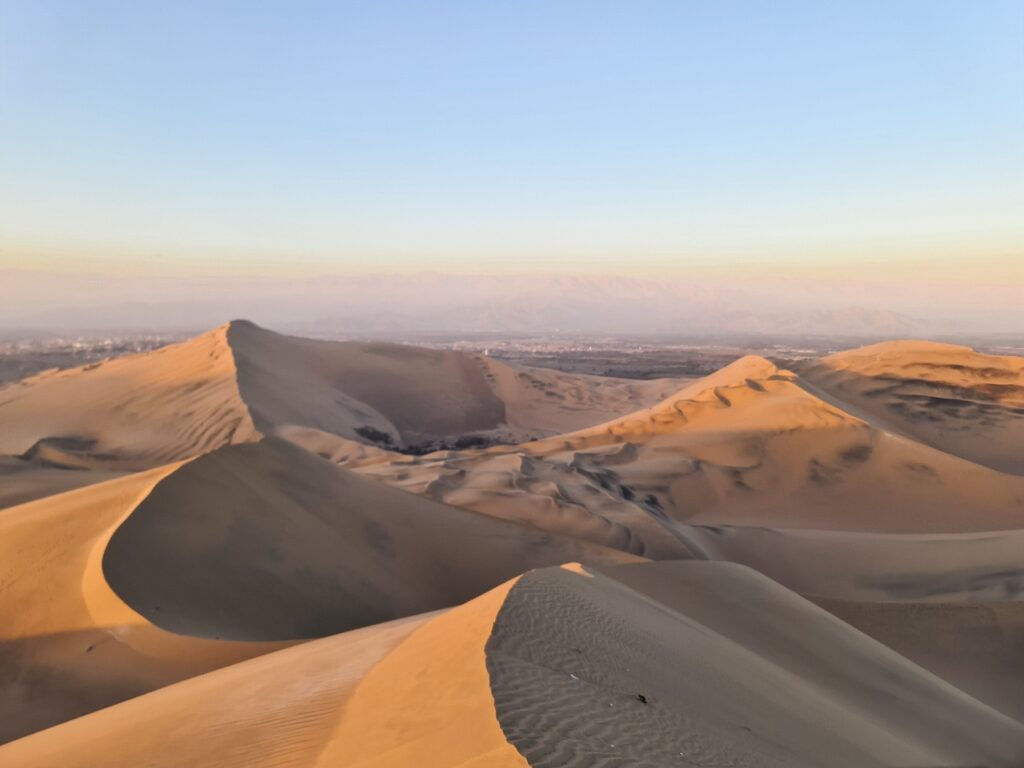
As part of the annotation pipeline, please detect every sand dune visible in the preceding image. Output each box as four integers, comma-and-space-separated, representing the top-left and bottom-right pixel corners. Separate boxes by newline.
489, 563, 1023, 766
0, 324, 257, 470
2, 325, 1023, 759
795, 340, 1024, 474
3, 562, 1020, 767
812, 596, 1024, 722
228, 320, 682, 448
352, 354, 1024, 551
0, 456, 120, 509
0, 437, 634, 742
690, 524, 1024, 601
0, 465, 290, 744
103, 437, 636, 641
0, 321, 681, 471
0, 613, 438, 768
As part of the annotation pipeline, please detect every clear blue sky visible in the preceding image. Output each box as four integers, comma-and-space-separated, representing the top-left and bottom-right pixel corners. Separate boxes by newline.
1, 0, 1022, 276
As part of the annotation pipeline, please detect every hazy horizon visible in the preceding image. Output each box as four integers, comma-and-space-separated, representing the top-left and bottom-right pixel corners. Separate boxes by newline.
2, 0, 1022, 323
4, 267, 1022, 337
2, 1, 1024, 335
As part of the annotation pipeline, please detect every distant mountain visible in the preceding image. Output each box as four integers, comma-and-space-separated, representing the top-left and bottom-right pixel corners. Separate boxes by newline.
2, 270, 954, 336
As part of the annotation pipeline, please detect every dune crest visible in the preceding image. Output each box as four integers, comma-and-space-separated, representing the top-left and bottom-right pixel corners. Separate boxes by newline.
796, 339, 1024, 474
0, 321, 683, 479
355, 348, 1024, 540
0, 466, 290, 744
3, 563, 1020, 767
0, 324, 258, 471
0, 436, 638, 742
101, 437, 637, 642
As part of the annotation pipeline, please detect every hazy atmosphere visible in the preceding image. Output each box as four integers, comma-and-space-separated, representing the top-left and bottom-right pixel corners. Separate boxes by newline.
2, 1, 1022, 335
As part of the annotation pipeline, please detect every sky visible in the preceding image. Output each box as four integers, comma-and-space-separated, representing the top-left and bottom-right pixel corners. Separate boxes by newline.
1, 1, 1022, 291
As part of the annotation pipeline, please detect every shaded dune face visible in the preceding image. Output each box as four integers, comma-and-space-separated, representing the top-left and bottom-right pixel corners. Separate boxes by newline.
485, 564, 1024, 768
690, 525, 1024, 604
226, 320, 683, 448
226, 320, 508, 447
0, 456, 121, 509
0, 467, 292, 746
101, 438, 636, 641
812, 597, 1024, 723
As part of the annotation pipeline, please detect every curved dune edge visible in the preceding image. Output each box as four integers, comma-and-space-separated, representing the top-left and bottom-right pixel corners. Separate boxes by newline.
99, 438, 640, 642
79, 462, 189, 634
0, 467, 291, 744
318, 579, 527, 767
0, 581, 526, 768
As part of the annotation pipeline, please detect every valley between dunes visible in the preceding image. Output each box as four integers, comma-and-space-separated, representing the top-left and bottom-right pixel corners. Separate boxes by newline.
1, 320, 1022, 766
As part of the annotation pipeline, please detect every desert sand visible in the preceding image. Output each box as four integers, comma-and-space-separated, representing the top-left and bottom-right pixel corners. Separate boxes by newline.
1, 322, 1022, 763
0, 320, 681, 472
795, 340, 1024, 474
0, 455, 120, 509
0, 436, 633, 741
2, 563, 1021, 767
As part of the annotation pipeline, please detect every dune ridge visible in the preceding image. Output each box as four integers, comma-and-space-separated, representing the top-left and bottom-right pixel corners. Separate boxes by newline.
0, 321, 683, 481
3, 562, 1021, 767
0, 324, 258, 471
795, 339, 1024, 474
352, 352, 1024, 547
0, 436, 636, 742
102, 437, 637, 642
487, 562, 1024, 766
0, 464, 291, 744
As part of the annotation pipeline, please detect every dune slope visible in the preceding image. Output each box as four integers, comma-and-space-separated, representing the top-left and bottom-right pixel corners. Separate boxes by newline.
354, 354, 1024, 539
0, 467, 288, 744
102, 437, 637, 641
0, 324, 257, 470
0, 456, 121, 509
229, 320, 683, 448
3, 562, 1020, 767
795, 340, 1024, 474
812, 596, 1024, 722
487, 562, 1024, 767
0, 438, 635, 743
0, 321, 682, 472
